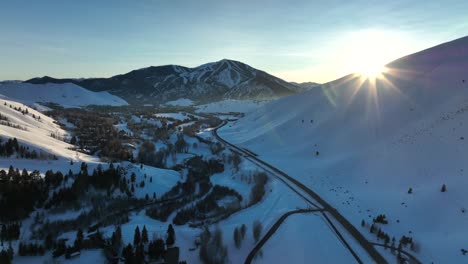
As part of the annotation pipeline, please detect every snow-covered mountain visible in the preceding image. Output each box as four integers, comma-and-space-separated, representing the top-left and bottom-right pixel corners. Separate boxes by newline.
25, 59, 300, 104
289, 81, 320, 93
0, 82, 128, 108
219, 36, 468, 263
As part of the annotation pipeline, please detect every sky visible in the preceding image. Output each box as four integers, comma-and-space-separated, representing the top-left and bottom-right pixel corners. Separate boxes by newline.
1, 0, 468, 83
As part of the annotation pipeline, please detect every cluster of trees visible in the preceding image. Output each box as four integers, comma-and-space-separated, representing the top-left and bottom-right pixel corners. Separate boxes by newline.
253, 220, 263, 243
17, 242, 45, 256
0, 245, 13, 264
120, 224, 176, 264
137, 141, 168, 168
173, 185, 242, 225
43, 163, 126, 209
52, 109, 132, 161
209, 142, 224, 155
373, 214, 388, 224
186, 156, 224, 181
34, 198, 135, 239
0, 223, 21, 241
0, 137, 52, 159
146, 181, 212, 222
227, 153, 241, 172
233, 224, 247, 248
52, 228, 106, 258
175, 133, 189, 153
249, 172, 268, 205
370, 223, 391, 244
0, 112, 9, 121
0, 163, 129, 221
199, 227, 228, 264
0, 167, 48, 221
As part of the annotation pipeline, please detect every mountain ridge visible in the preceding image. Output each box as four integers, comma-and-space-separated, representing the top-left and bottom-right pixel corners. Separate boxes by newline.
25, 59, 307, 104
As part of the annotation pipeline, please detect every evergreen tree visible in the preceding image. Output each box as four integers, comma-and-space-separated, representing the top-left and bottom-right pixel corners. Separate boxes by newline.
141, 226, 149, 244
233, 227, 241, 248
253, 220, 262, 242
0, 250, 11, 264
7, 242, 13, 260
166, 224, 175, 246
134, 226, 141, 245
148, 239, 165, 260
74, 228, 84, 249
240, 224, 247, 239
441, 184, 447, 192
122, 243, 134, 264
135, 244, 145, 263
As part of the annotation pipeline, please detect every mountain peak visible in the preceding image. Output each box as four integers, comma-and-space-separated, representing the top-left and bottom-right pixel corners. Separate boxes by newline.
25, 59, 299, 104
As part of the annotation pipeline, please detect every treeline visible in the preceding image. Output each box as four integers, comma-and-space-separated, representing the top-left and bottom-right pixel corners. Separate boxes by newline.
50, 109, 133, 162
0, 162, 126, 221
0, 137, 56, 159
0, 167, 48, 221
173, 185, 242, 225
45, 163, 127, 209
0, 223, 21, 241
147, 156, 227, 223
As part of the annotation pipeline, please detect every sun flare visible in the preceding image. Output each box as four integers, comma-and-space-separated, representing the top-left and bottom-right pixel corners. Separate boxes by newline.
358, 63, 386, 79
341, 29, 406, 80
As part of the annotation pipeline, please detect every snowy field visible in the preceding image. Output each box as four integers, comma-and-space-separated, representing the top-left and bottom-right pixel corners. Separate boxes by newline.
254, 213, 357, 264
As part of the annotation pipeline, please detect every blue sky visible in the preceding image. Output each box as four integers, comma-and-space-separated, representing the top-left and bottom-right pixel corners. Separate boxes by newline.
1, 0, 467, 82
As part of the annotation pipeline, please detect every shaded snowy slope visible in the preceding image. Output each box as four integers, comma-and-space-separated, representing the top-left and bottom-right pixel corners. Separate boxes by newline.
0, 82, 127, 108
220, 36, 468, 263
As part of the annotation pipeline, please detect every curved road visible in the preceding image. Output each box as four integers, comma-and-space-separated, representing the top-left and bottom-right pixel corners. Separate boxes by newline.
213, 121, 388, 264
245, 209, 323, 263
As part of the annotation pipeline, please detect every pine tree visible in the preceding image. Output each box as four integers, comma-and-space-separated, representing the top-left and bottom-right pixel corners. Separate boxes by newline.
74, 228, 84, 249
135, 244, 145, 263
134, 226, 141, 245
253, 220, 262, 242
441, 184, 446, 192
240, 224, 247, 239
122, 243, 134, 263
142, 226, 149, 244
233, 227, 241, 248
361, 219, 365, 227
407, 187, 413, 194
7, 242, 13, 260
166, 224, 175, 246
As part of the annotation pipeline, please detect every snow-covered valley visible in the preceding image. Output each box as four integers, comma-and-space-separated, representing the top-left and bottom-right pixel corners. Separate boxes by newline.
1, 36, 468, 264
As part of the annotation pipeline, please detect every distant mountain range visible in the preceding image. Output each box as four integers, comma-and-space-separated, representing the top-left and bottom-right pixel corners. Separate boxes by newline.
25, 59, 318, 104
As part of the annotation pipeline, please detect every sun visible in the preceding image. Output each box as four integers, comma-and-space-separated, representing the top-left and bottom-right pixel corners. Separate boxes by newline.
340, 29, 404, 79
357, 62, 387, 79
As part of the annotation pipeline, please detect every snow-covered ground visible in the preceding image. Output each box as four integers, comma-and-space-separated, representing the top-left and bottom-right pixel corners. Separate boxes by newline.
0, 82, 127, 108
165, 98, 194, 107
196, 99, 268, 114
255, 213, 357, 264
219, 36, 468, 263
